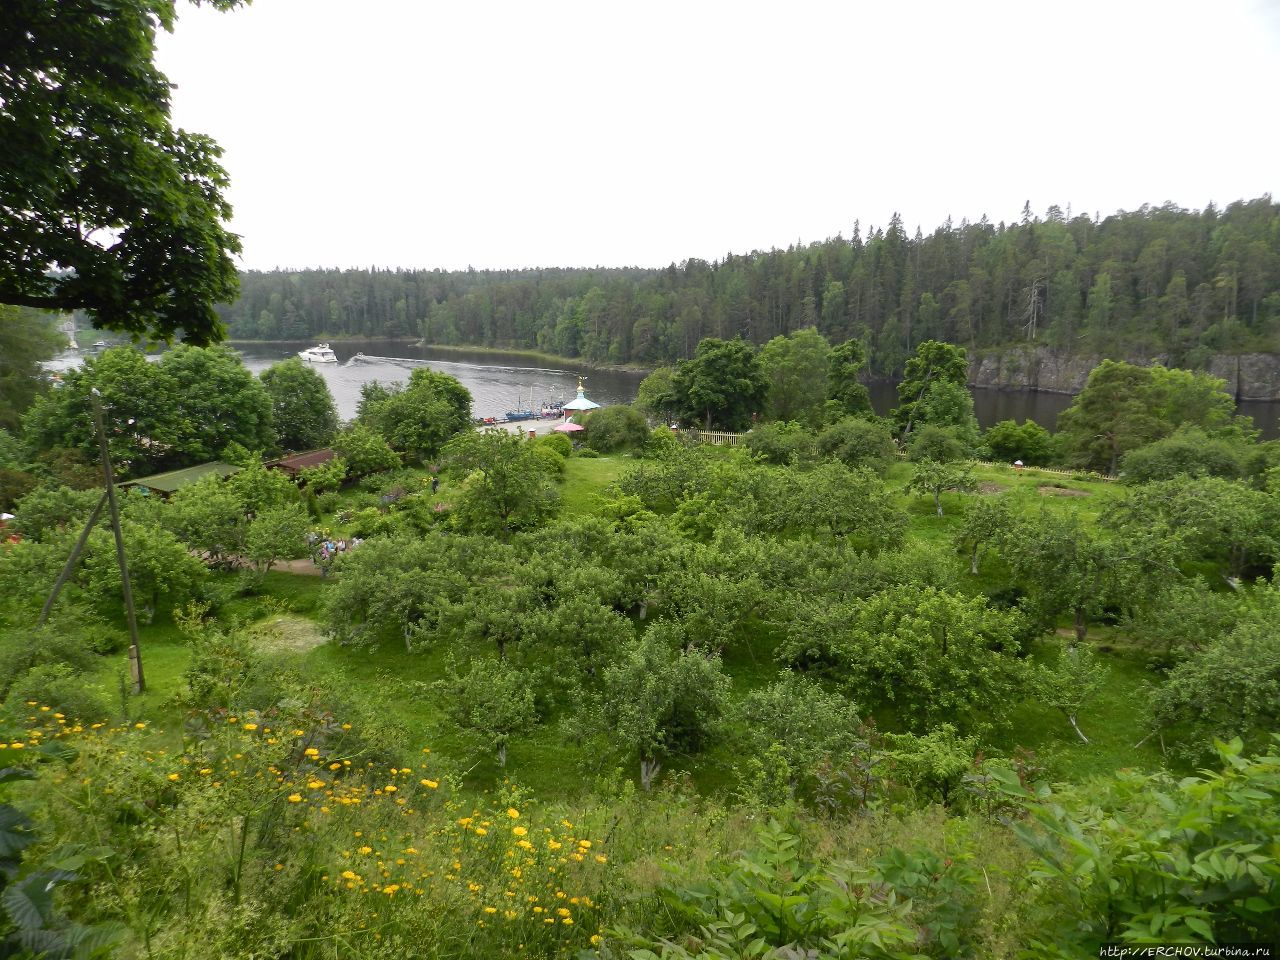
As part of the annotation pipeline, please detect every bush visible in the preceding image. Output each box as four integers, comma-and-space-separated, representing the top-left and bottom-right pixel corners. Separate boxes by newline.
536, 432, 573, 458
744, 421, 815, 465
906, 424, 971, 463
576, 448, 601, 459
1120, 427, 1247, 483
816, 417, 897, 473
583, 406, 649, 453
983, 418, 1054, 465
530, 443, 566, 477
4, 662, 111, 723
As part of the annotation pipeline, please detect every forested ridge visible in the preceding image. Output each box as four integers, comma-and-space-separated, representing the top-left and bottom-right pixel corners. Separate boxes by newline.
218, 197, 1280, 374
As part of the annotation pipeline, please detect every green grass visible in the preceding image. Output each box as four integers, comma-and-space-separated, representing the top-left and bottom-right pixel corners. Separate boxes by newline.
558, 456, 631, 514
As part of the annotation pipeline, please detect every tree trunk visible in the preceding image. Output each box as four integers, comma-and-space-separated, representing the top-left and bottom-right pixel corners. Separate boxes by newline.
640, 757, 661, 791
496, 742, 507, 767
1068, 713, 1090, 743
934, 491, 943, 516
970, 546, 980, 575
1073, 607, 1087, 644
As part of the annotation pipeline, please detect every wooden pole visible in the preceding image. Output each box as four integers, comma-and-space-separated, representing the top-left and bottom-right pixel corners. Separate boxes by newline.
37, 491, 109, 624
89, 389, 145, 694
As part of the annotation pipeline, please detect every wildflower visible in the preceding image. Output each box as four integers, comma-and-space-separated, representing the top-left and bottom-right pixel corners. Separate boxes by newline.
243, 723, 258, 731
167, 773, 180, 782
383, 885, 400, 896
548, 840, 561, 850
384, 784, 397, 793
578, 839, 592, 849
358, 846, 373, 855
591, 935, 601, 945
483, 906, 497, 914
562, 917, 574, 925
595, 854, 607, 864
341, 870, 358, 881
512, 826, 527, 837
304, 747, 319, 757
287, 794, 302, 803
556, 908, 571, 917
421, 779, 438, 789
507, 807, 520, 819
133, 722, 146, 729
474, 827, 487, 836
308, 780, 325, 790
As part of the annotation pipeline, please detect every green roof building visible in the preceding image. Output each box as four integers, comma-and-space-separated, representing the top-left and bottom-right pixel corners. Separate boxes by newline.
120, 461, 241, 497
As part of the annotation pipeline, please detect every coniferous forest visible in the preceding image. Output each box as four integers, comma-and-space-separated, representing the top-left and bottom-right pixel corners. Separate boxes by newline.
219, 198, 1280, 373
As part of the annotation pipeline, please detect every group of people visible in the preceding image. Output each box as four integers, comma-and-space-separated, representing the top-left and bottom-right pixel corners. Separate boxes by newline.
306, 532, 364, 575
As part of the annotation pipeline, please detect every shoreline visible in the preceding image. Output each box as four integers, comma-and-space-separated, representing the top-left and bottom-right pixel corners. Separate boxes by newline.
414, 342, 654, 375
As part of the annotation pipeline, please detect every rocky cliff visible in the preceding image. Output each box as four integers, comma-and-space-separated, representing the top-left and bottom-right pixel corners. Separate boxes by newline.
968, 347, 1280, 400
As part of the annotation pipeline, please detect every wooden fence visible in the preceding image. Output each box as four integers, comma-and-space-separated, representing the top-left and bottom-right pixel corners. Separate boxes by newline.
683, 430, 746, 447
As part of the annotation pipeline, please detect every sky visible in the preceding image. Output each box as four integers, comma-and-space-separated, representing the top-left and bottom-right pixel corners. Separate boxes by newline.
155, 0, 1280, 272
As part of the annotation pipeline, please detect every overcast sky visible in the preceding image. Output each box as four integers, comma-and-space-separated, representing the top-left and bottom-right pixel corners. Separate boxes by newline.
155, 0, 1280, 272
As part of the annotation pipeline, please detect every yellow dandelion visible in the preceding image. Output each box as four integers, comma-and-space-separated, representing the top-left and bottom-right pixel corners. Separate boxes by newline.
474, 827, 487, 836
483, 906, 497, 914
304, 747, 319, 757
595, 854, 607, 864
167, 773, 179, 782
421, 779, 438, 789
243, 723, 258, 731
512, 825, 527, 837
133, 722, 146, 729
341, 870, 358, 880
358, 846, 372, 854
506, 807, 520, 819
287, 794, 302, 803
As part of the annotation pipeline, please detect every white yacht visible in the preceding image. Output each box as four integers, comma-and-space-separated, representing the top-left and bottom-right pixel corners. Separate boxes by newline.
298, 343, 338, 363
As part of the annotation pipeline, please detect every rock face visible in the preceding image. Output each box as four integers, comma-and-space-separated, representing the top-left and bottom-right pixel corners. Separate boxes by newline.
968, 347, 1280, 400
1204, 354, 1280, 401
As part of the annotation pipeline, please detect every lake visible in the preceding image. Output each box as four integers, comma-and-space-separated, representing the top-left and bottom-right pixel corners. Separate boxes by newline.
47, 340, 1280, 438
232, 341, 649, 421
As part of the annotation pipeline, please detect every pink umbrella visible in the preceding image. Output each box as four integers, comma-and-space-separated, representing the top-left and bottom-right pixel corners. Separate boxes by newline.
554, 422, 585, 433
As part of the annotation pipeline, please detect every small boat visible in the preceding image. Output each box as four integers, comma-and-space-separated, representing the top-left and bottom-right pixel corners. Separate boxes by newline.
298, 343, 338, 363
93, 340, 108, 348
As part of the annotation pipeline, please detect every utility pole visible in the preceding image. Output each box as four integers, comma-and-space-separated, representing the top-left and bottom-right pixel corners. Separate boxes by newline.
89, 389, 145, 693
37, 390, 146, 693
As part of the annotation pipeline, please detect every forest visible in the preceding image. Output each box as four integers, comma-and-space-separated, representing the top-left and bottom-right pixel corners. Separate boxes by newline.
217, 197, 1280, 374
0, 335, 1278, 958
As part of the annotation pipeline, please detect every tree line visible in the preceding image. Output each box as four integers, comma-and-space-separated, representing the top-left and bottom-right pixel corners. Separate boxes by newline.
216, 197, 1280, 374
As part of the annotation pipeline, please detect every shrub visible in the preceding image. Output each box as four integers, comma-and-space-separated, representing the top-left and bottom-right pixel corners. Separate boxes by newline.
744, 421, 816, 465
583, 406, 650, 454
530, 443, 567, 477
4, 663, 111, 723
1120, 427, 1247, 483
983, 418, 1054, 465
816, 417, 897, 473
536, 432, 573, 458
906, 424, 970, 463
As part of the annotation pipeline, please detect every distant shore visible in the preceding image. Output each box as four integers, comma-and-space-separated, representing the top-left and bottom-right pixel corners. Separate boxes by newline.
224, 337, 420, 346
415, 342, 654, 375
